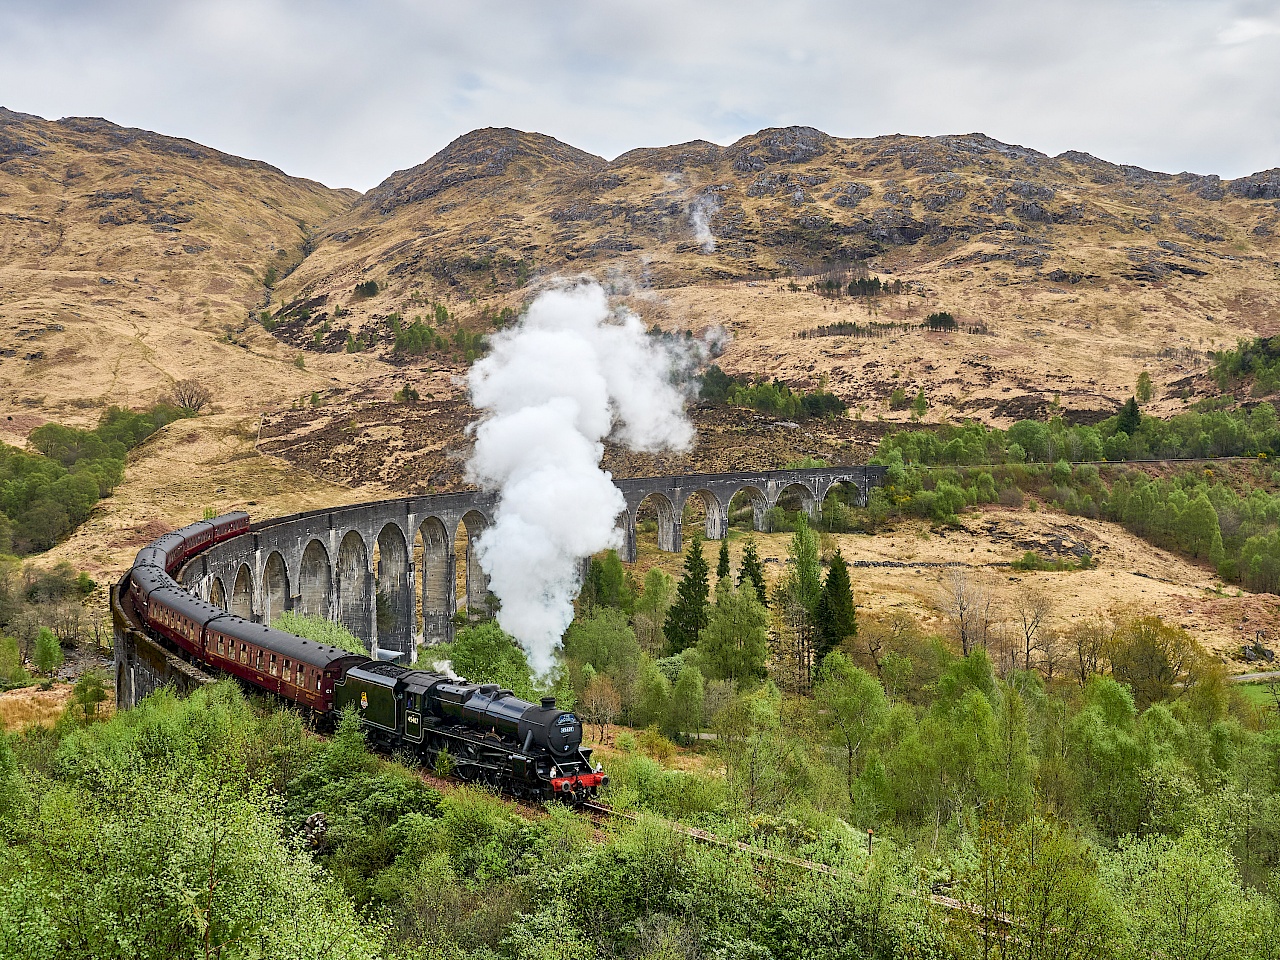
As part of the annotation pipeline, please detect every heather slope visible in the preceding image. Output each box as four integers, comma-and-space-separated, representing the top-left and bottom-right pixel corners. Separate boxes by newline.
0, 107, 358, 444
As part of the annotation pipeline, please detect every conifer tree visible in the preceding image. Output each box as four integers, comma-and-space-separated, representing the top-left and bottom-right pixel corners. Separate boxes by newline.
698, 578, 769, 685
815, 548, 857, 662
1117, 396, 1141, 436
737, 536, 768, 607
663, 534, 710, 654
717, 538, 731, 581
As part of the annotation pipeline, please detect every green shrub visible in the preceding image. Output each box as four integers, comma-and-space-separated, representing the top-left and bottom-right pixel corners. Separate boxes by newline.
2, 404, 191, 555
272, 611, 366, 655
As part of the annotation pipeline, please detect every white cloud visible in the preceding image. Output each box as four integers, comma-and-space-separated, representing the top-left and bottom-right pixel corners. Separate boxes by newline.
0, 0, 1276, 189
1218, 15, 1280, 44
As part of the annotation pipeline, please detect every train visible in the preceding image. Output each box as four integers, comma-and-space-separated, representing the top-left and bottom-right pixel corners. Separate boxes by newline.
120, 512, 607, 803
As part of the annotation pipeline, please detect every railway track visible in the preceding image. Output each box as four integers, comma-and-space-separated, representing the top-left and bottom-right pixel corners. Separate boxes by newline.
579, 801, 977, 915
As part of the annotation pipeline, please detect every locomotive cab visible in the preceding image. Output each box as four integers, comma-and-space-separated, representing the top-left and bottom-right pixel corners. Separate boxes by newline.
335, 661, 408, 739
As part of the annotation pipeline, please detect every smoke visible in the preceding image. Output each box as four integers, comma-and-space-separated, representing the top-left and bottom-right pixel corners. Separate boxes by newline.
688, 191, 721, 253
465, 281, 695, 675
701, 323, 731, 359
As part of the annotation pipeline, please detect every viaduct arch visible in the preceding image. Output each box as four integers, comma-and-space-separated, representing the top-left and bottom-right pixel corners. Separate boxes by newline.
178, 465, 884, 662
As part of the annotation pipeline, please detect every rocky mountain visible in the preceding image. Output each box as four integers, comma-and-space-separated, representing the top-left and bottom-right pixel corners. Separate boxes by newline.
261, 124, 1280, 451
0, 107, 356, 445
281, 124, 1279, 298
4, 111, 1280, 483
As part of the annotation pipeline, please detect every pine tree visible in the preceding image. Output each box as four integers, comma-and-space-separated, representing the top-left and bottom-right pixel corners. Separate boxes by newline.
579, 557, 605, 615
815, 548, 857, 662
716, 538, 731, 581
737, 537, 768, 607
663, 535, 710, 654
698, 578, 769, 685
1117, 396, 1141, 436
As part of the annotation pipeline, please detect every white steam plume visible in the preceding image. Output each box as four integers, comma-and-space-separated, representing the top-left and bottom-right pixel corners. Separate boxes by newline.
688, 191, 721, 253
465, 281, 695, 675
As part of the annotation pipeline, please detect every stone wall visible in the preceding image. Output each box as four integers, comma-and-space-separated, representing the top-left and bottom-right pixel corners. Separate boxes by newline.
175, 465, 886, 661
111, 578, 215, 710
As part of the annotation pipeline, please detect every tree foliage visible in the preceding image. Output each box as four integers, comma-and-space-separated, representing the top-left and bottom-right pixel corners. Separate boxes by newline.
814, 547, 856, 662
3, 404, 190, 555
663, 535, 710, 655
736, 536, 767, 606
697, 579, 769, 686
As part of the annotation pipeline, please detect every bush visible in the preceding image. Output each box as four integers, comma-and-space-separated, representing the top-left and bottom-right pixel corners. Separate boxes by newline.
636, 726, 676, 762
353, 279, 379, 298
2, 404, 190, 555
32, 627, 63, 676
272, 611, 366, 656
698, 365, 847, 419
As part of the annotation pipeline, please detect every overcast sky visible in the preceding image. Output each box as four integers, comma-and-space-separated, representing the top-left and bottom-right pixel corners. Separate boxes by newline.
1, 0, 1277, 191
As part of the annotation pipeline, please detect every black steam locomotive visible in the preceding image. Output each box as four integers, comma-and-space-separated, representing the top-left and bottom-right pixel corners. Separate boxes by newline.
120, 513, 606, 803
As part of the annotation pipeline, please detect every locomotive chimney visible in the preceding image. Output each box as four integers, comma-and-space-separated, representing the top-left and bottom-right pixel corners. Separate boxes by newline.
541, 696, 556, 709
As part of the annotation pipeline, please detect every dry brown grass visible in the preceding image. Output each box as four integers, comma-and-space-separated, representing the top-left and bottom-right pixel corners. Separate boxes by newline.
632, 506, 1269, 674
0, 683, 74, 731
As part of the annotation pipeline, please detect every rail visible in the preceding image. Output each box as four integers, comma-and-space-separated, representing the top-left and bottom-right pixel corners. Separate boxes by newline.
579, 801, 980, 916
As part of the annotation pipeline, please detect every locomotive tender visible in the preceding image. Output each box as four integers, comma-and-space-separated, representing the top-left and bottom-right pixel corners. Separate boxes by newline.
121, 513, 606, 803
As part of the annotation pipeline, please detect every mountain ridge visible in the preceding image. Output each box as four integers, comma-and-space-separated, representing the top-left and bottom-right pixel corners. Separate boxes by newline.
2, 106, 1279, 468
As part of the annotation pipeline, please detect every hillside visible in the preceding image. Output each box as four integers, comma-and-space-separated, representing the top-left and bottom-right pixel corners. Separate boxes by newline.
0, 107, 359, 447
4, 112, 1280, 599
272, 125, 1280, 434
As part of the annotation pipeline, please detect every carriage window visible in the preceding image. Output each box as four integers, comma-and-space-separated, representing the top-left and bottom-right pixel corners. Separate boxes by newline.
217, 638, 225, 656
316, 674, 322, 692
256, 650, 263, 670
240, 644, 247, 664
283, 660, 291, 683
269, 655, 278, 676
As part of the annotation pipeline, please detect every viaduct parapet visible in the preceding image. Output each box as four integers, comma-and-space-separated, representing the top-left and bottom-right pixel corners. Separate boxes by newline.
176, 465, 884, 661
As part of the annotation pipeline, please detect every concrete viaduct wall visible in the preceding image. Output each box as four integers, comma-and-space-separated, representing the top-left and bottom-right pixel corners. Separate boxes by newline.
178, 465, 884, 661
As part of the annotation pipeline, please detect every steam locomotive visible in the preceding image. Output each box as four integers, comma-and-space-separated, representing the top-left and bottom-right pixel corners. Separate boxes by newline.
121, 513, 607, 803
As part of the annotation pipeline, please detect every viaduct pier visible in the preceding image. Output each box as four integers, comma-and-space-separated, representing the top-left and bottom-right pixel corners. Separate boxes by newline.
116, 465, 885, 706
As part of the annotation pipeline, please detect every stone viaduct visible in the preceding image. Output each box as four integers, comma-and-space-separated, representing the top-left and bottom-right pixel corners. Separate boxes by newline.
178, 465, 885, 661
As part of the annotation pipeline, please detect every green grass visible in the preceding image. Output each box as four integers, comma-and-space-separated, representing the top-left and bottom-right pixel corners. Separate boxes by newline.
1235, 682, 1280, 710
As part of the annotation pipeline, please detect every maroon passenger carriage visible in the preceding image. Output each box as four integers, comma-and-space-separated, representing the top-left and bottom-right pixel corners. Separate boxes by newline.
122, 512, 607, 802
